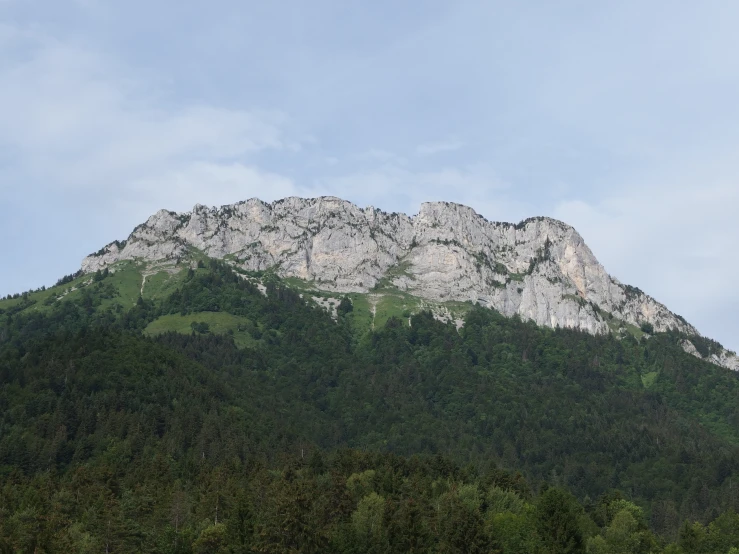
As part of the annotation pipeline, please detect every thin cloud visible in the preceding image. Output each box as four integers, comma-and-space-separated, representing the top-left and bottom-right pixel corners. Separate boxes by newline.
0, 27, 295, 196
415, 139, 464, 156
354, 149, 407, 164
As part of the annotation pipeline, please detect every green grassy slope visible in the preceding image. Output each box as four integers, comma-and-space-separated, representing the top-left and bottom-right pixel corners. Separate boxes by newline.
145, 311, 260, 348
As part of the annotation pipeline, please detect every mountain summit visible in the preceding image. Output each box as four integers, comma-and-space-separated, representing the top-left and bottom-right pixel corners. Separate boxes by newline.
83, 196, 737, 370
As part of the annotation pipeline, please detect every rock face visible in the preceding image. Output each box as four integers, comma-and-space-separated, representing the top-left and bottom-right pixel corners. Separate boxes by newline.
681, 340, 739, 371
83, 196, 737, 369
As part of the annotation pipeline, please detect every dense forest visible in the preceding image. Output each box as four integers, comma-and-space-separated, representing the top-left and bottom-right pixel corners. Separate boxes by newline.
2, 261, 739, 552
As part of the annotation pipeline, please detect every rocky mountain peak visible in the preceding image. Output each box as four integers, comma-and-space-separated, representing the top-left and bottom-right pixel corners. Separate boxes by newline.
81, 196, 737, 370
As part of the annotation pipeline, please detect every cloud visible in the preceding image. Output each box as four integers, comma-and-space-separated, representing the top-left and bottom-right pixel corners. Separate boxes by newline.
0, 26, 296, 199
415, 139, 464, 156
354, 149, 406, 164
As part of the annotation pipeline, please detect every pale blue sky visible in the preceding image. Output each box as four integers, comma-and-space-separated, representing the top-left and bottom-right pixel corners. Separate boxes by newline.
1, 1, 738, 351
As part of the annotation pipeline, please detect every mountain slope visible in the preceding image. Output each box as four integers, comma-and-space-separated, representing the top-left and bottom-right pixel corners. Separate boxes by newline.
80, 196, 737, 370
4, 259, 739, 544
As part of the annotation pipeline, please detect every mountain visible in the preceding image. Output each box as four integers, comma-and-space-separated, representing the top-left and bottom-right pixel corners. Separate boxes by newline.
82, 196, 738, 370
5, 223, 739, 550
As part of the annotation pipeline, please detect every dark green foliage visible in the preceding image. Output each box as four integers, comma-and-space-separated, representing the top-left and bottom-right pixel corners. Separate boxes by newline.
54, 269, 83, 287
624, 284, 645, 298
93, 267, 110, 282
2, 260, 739, 551
0, 295, 36, 316
641, 321, 655, 334
536, 488, 585, 553
190, 321, 211, 334
338, 296, 354, 317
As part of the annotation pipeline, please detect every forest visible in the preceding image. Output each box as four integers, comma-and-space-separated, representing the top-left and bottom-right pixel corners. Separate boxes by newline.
2, 260, 739, 552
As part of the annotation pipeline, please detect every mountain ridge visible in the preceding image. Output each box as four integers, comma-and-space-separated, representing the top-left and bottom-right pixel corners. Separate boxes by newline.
81, 195, 738, 370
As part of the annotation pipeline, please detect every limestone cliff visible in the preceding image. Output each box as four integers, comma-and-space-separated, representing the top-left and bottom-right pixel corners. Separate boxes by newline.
82, 196, 737, 370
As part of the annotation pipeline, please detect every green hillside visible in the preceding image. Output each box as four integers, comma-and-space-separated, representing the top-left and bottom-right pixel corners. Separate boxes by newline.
2, 260, 739, 552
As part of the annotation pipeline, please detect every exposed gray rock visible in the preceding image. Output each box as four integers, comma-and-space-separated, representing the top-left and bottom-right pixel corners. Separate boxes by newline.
681, 339, 739, 371
82, 196, 738, 370
312, 296, 341, 320
681, 339, 702, 358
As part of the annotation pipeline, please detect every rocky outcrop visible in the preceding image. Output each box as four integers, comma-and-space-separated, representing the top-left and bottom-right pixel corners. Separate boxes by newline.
82, 196, 737, 370
681, 339, 739, 371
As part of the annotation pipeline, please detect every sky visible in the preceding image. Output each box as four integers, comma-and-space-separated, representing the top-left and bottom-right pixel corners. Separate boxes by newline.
1, 0, 738, 351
